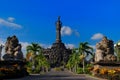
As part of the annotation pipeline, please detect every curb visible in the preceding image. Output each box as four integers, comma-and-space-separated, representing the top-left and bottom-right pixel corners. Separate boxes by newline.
68, 71, 107, 80
85, 74, 107, 80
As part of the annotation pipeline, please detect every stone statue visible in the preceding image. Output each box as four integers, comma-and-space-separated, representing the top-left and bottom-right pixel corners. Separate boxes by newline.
3, 35, 23, 60
95, 36, 117, 62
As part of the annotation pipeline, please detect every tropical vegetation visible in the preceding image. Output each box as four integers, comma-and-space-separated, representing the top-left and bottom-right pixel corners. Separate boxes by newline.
26, 43, 50, 73
66, 42, 93, 74
24, 41, 120, 80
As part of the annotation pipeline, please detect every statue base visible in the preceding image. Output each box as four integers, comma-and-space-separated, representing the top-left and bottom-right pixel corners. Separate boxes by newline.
43, 42, 71, 68
91, 61, 120, 78
0, 60, 28, 79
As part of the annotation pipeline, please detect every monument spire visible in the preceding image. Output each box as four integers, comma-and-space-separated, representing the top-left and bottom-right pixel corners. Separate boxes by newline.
56, 16, 62, 43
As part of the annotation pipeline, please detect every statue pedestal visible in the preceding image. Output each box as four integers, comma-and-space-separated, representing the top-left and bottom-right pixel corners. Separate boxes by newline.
93, 61, 120, 67
91, 61, 120, 79
0, 60, 28, 79
49, 42, 71, 67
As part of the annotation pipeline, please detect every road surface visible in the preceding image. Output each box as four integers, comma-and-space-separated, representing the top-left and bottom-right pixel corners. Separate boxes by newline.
6, 70, 103, 80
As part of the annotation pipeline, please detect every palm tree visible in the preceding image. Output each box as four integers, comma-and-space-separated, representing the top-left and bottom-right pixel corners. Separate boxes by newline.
35, 52, 50, 73
78, 42, 93, 73
27, 43, 42, 56
26, 43, 42, 71
66, 49, 75, 71
66, 48, 80, 73
26, 52, 32, 61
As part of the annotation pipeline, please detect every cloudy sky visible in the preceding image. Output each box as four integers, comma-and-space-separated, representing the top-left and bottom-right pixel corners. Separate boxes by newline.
0, 0, 120, 56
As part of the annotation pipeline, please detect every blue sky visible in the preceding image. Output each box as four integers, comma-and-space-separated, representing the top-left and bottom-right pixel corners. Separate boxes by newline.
0, 0, 120, 54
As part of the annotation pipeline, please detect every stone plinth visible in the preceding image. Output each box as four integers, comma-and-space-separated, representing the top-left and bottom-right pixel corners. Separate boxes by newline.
91, 61, 120, 79
43, 42, 71, 68
0, 60, 28, 79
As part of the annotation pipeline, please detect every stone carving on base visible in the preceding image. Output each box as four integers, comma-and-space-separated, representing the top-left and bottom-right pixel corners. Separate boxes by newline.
3, 35, 23, 60
95, 36, 117, 62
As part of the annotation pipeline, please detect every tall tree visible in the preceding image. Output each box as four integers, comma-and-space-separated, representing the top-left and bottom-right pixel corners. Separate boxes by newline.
78, 42, 93, 73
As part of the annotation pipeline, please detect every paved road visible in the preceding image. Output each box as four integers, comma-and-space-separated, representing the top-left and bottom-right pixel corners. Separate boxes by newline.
6, 71, 103, 80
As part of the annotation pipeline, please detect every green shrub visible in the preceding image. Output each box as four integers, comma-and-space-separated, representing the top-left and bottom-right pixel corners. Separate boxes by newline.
76, 68, 83, 74
54, 67, 62, 71
76, 67, 91, 74
84, 68, 90, 74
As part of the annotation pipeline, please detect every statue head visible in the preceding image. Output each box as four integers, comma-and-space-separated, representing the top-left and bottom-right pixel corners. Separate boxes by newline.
58, 16, 60, 21
56, 16, 62, 29
102, 36, 107, 40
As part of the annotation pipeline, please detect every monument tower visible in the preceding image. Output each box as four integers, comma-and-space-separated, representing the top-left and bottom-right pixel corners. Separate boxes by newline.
56, 16, 62, 43
43, 16, 71, 67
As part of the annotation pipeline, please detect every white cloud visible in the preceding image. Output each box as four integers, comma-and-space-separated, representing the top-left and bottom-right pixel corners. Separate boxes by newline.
61, 26, 72, 36
65, 44, 75, 49
20, 42, 29, 51
19, 42, 30, 57
40, 43, 52, 49
0, 38, 5, 58
61, 26, 80, 37
40, 43, 75, 49
91, 33, 104, 40
90, 45, 96, 50
7, 17, 15, 22
74, 30, 80, 37
0, 18, 22, 28
0, 38, 5, 45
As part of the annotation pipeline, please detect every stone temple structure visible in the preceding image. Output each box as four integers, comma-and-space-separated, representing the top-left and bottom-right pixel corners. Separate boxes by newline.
3, 35, 23, 60
43, 17, 71, 67
95, 36, 117, 62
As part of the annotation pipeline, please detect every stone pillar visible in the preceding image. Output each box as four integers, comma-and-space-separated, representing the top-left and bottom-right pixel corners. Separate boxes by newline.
56, 16, 62, 43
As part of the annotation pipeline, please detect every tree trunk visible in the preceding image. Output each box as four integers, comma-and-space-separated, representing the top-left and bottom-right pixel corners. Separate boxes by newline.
75, 65, 76, 73
83, 59, 85, 74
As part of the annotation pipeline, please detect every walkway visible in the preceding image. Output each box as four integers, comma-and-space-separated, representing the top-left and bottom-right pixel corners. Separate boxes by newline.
6, 70, 104, 80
